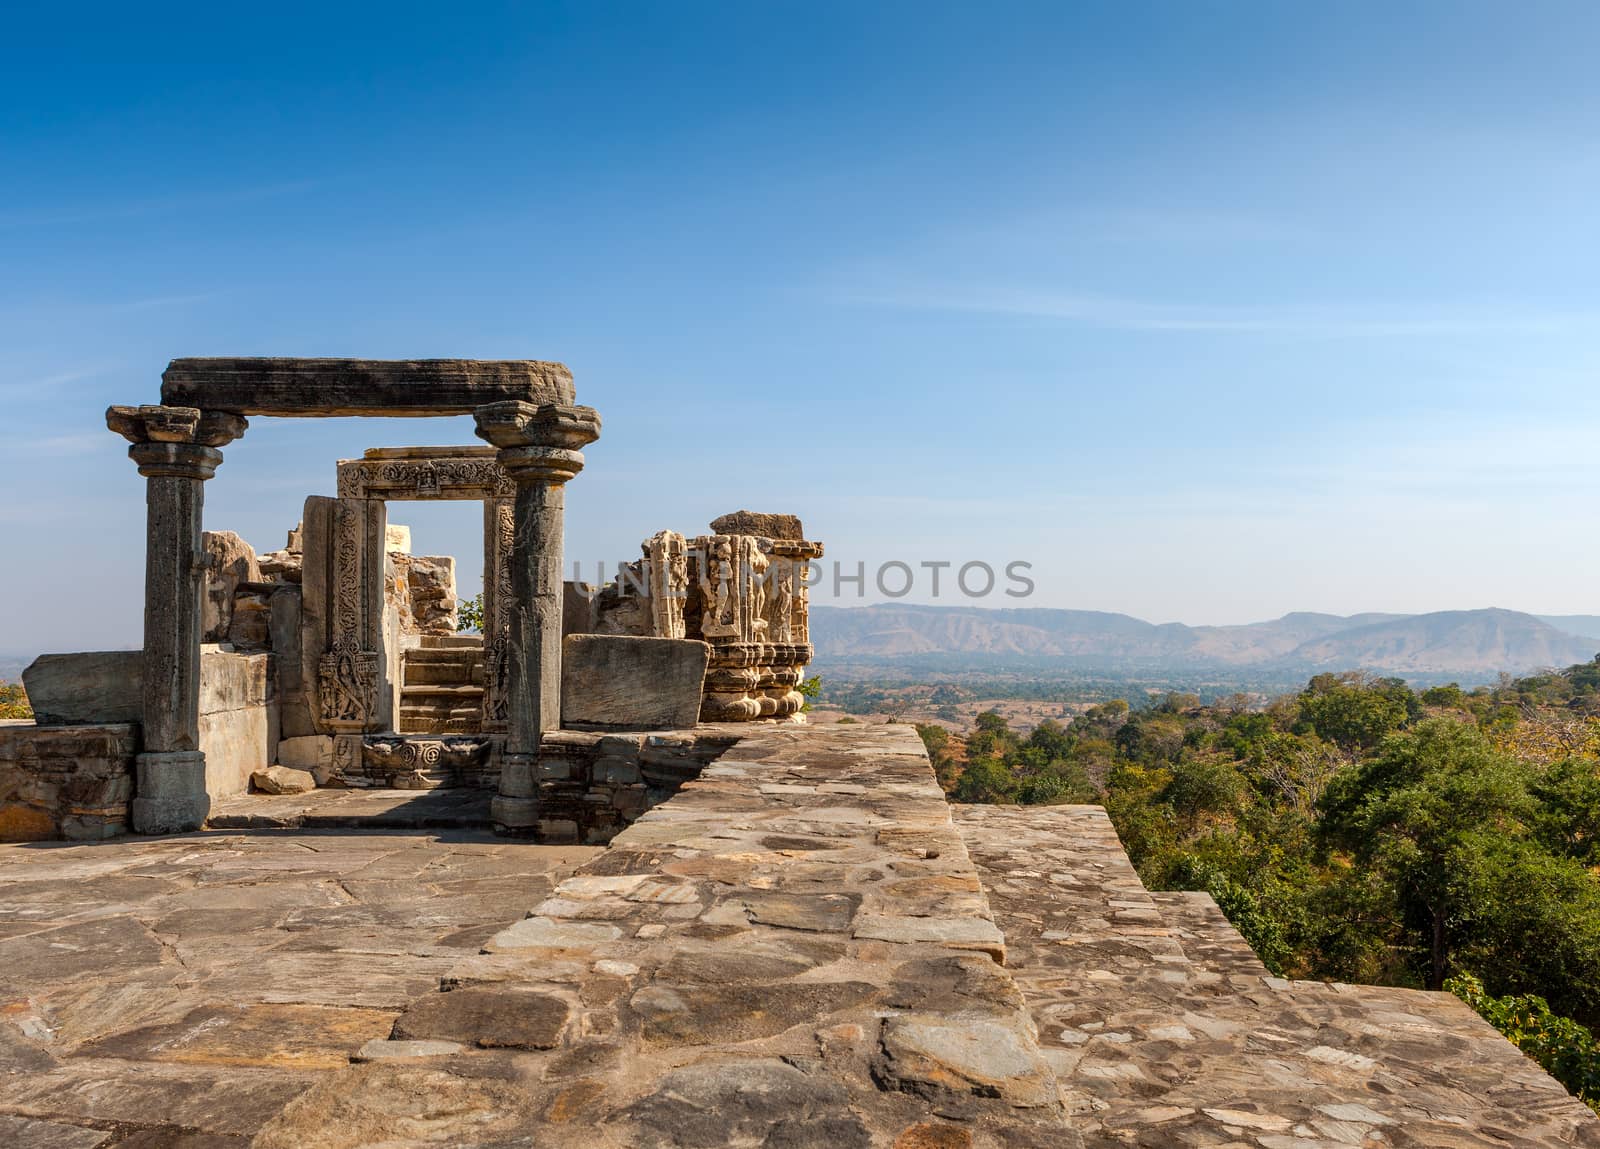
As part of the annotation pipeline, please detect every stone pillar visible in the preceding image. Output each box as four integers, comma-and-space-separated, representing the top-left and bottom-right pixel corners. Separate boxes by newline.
481, 497, 514, 734
473, 401, 600, 834
108, 405, 247, 833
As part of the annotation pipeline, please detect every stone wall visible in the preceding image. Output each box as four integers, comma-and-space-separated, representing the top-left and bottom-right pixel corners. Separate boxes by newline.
531, 727, 740, 843
0, 722, 137, 841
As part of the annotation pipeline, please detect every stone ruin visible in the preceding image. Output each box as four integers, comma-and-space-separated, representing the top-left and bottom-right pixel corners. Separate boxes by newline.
0, 358, 821, 843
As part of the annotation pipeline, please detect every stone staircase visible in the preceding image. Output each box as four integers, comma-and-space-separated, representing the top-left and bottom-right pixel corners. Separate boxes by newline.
398, 636, 485, 734
953, 803, 1600, 1149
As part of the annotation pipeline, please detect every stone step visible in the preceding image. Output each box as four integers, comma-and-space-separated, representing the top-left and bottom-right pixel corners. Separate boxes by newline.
399, 684, 485, 700
400, 649, 485, 687
207, 787, 495, 829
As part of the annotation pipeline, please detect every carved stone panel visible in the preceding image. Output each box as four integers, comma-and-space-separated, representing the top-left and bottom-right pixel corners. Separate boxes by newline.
337, 446, 514, 501
646, 530, 689, 639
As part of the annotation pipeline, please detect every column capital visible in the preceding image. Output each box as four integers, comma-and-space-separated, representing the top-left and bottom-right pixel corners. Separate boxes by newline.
472, 402, 600, 485
108, 405, 248, 480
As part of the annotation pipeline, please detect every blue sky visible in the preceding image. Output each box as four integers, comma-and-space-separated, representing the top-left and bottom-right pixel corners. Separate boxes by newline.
3, 1, 1598, 653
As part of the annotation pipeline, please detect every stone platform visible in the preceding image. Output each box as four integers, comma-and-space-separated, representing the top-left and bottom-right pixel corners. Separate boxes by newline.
1, 726, 1595, 1147
954, 803, 1600, 1148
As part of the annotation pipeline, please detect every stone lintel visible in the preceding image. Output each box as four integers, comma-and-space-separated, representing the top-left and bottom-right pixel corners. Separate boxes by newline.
160, 358, 576, 417
361, 445, 499, 461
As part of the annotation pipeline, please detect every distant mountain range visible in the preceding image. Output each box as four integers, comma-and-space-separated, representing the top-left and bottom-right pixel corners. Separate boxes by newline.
810, 605, 1600, 681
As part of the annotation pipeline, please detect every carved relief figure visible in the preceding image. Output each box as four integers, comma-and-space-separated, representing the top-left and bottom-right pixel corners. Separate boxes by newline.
647, 530, 689, 639
318, 632, 377, 724
701, 538, 740, 638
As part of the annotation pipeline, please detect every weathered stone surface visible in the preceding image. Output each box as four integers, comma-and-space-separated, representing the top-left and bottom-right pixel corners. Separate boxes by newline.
391, 554, 457, 636
0, 828, 598, 1141
251, 765, 315, 795
876, 1014, 1059, 1108
352, 1039, 463, 1061
384, 523, 411, 553
630, 980, 878, 1045
201, 530, 261, 643
563, 580, 599, 639
745, 890, 859, 932
258, 549, 303, 584
560, 634, 710, 731
620, 1060, 869, 1148
198, 650, 274, 799
708, 509, 805, 540
275, 734, 333, 774
225, 583, 274, 650
160, 357, 576, 416
390, 987, 569, 1049
22, 652, 142, 725
0, 1114, 110, 1148
79, 1002, 394, 1070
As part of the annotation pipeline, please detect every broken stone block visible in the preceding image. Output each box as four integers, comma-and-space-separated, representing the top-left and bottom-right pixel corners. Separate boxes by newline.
258, 550, 303, 583
251, 765, 315, 794
227, 583, 275, 651
277, 734, 333, 774
406, 555, 457, 635
386, 523, 411, 554
200, 650, 274, 799
709, 510, 804, 540
22, 651, 142, 725
202, 530, 261, 643
560, 635, 710, 731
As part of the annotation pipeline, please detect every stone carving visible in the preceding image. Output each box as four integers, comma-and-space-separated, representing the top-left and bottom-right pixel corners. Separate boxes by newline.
646, 531, 689, 640
358, 735, 494, 788
587, 514, 821, 723
483, 632, 511, 726
337, 451, 514, 500
318, 633, 378, 725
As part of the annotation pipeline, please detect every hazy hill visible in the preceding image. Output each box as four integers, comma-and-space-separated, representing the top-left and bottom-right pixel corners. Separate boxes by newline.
1538, 615, 1600, 642
810, 604, 1598, 679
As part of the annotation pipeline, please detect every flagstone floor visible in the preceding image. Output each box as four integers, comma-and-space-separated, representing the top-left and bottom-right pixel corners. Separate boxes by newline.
0, 828, 597, 1147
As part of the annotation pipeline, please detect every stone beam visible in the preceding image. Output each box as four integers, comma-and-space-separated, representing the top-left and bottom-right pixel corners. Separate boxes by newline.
160, 358, 575, 417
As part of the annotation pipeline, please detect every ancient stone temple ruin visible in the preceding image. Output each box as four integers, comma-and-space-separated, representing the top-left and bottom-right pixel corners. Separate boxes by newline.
1, 358, 820, 842
1, 357, 1596, 1147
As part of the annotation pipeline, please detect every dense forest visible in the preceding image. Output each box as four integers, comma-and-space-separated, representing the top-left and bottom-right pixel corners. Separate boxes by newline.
919, 660, 1600, 1110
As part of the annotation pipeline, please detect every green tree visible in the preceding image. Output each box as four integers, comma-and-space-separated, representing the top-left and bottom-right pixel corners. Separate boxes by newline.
0, 679, 30, 720
951, 756, 1017, 804
1321, 719, 1533, 989
1297, 673, 1415, 752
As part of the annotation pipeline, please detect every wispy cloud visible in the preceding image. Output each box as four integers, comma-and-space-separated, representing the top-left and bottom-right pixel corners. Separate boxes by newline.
0, 364, 113, 391
0, 180, 322, 231
837, 281, 1599, 337
3, 432, 112, 458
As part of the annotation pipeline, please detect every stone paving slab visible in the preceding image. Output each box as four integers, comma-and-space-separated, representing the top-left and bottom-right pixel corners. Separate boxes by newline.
954, 803, 1600, 1149
0, 829, 597, 1145
206, 788, 493, 830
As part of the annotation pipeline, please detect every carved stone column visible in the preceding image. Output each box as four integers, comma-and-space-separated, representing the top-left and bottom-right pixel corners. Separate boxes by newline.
481, 497, 515, 734
108, 405, 247, 833
473, 402, 600, 834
